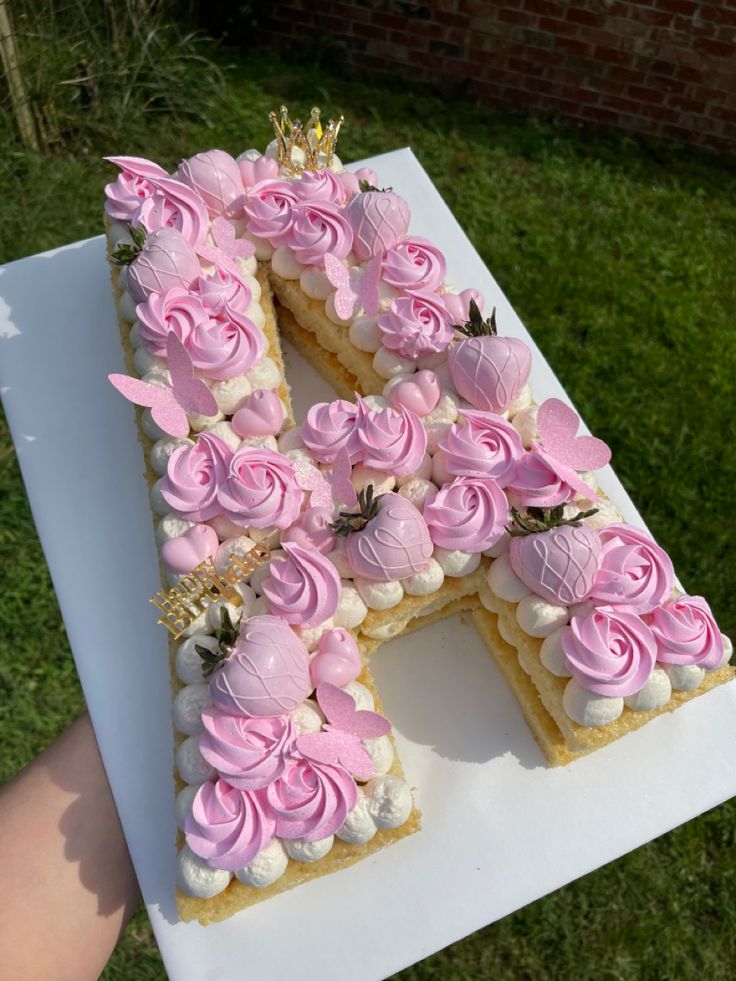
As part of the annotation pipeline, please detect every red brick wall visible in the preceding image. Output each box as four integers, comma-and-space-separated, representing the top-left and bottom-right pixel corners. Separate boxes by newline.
258, 1, 736, 154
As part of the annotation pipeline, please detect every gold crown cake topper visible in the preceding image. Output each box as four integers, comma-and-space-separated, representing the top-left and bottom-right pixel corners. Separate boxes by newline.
150, 544, 271, 639
269, 105, 343, 175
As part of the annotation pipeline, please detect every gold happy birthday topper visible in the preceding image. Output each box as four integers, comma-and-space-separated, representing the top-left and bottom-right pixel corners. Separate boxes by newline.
269, 105, 343, 176
150, 544, 271, 639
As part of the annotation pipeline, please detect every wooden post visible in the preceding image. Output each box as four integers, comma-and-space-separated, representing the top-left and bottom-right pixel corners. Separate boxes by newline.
0, 0, 41, 152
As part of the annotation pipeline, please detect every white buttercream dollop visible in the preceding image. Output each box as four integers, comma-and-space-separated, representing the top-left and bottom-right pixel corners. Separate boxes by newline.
563, 679, 624, 727
295, 618, 336, 652
663, 662, 705, 691
245, 357, 282, 391
292, 698, 325, 735
333, 582, 369, 629
300, 266, 333, 300
214, 535, 257, 575
539, 626, 571, 677
206, 597, 243, 633
398, 477, 438, 511
210, 376, 252, 415
336, 789, 377, 844
354, 577, 404, 610
403, 557, 445, 595
349, 315, 382, 352
177, 845, 232, 898
363, 735, 394, 776
155, 512, 193, 546
205, 420, 242, 451
507, 383, 533, 415
350, 465, 396, 496
624, 667, 672, 711
425, 420, 452, 454
150, 477, 171, 516
516, 594, 569, 637
175, 785, 199, 830
365, 775, 413, 828
271, 246, 302, 280
488, 553, 531, 603
720, 633, 733, 668
235, 838, 288, 888
284, 836, 334, 863
173, 684, 211, 736
374, 347, 414, 379
511, 404, 538, 448
434, 547, 481, 577
175, 634, 215, 684
151, 437, 194, 477
344, 681, 375, 712
176, 736, 216, 785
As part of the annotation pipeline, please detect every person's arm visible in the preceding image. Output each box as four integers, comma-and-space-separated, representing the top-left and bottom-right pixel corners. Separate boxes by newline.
0, 713, 141, 981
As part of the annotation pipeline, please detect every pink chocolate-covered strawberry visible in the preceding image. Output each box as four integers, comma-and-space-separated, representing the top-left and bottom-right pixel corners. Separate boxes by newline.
508, 505, 601, 606
345, 182, 410, 260
332, 486, 432, 582
115, 226, 201, 304
448, 300, 531, 414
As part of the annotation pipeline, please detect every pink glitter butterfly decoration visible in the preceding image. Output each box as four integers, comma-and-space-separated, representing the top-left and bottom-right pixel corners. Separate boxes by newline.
324, 252, 381, 320
197, 216, 255, 269
536, 398, 611, 472
293, 447, 358, 510
296, 683, 391, 780
109, 333, 217, 438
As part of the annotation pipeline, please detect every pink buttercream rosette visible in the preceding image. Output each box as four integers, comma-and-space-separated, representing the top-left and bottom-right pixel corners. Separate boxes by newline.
185, 780, 276, 871
266, 755, 357, 842
424, 476, 509, 553
198, 708, 296, 790
562, 607, 657, 697
440, 410, 523, 486
648, 595, 723, 670
589, 523, 674, 614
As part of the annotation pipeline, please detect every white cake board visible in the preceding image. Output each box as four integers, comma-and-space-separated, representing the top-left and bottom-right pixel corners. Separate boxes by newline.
1, 149, 734, 981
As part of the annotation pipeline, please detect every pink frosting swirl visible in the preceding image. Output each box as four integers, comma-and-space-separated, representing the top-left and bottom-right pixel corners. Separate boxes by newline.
590, 523, 675, 614
196, 264, 252, 315
218, 447, 302, 529
440, 410, 523, 486
293, 169, 347, 205
185, 305, 265, 381
198, 707, 296, 790
562, 607, 657, 697
185, 780, 275, 871
506, 449, 577, 508
133, 176, 209, 250
241, 179, 299, 245
285, 201, 353, 266
162, 433, 232, 521
104, 156, 167, 220
379, 292, 454, 360
424, 476, 509, 552
301, 399, 363, 464
262, 543, 341, 627
381, 237, 446, 292
136, 287, 209, 356
357, 403, 428, 477
648, 595, 723, 670
266, 755, 357, 842
175, 149, 244, 216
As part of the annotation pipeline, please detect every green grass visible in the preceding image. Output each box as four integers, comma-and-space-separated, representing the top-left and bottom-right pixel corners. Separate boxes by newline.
2, 46, 736, 980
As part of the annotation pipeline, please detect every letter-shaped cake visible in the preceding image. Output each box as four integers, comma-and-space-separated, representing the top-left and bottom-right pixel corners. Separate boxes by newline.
104, 107, 733, 924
